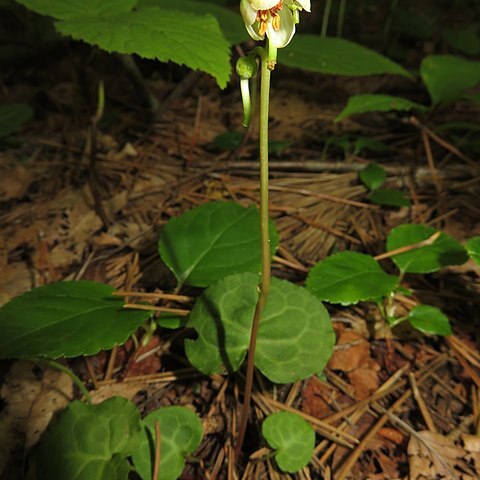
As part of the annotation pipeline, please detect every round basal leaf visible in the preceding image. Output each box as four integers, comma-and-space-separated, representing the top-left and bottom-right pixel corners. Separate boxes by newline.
335, 94, 427, 122
279, 35, 411, 78
212, 131, 244, 151
306, 251, 398, 306
359, 162, 386, 191
185, 273, 334, 383
407, 305, 452, 336
159, 201, 279, 288
16, 0, 137, 19
420, 55, 480, 104
466, 236, 480, 265
56, 7, 231, 89
136, 0, 247, 45
0, 103, 33, 137
0, 281, 151, 358
132, 406, 203, 480
386, 224, 468, 274
36, 396, 143, 480
262, 411, 315, 473
368, 188, 411, 208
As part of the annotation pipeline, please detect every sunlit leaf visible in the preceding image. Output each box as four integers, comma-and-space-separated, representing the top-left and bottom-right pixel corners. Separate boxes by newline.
408, 305, 452, 336
36, 397, 142, 480
386, 224, 468, 273
132, 406, 203, 480
420, 55, 480, 104
0, 281, 151, 358
306, 251, 398, 305
185, 273, 334, 383
262, 412, 315, 473
279, 35, 411, 77
159, 201, 279, 288
359, 162, 386, 190
466, 236, 480, 265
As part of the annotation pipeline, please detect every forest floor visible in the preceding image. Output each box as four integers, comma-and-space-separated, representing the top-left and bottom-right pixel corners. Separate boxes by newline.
1, 46, 480, 480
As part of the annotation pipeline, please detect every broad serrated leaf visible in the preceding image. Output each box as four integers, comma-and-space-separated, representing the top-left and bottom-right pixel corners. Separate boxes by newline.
136, 0, 247, 45
386, 224, 468, 273
16, 0, 136, 19
335, 94, 426, 122
159, 201, 279, 288
368, 188, 411, 208
56, 7, 231, 88
36, 397, 142, 480
0, 103, 33, 137
0, 281, 151, 358
132, 406, 203, 480
262, 412, 315, 473
306, 251, 398, 306
408, 305, 452, 336
279, 35, 411, 78
185, 273, 334, 384
359, 162, 386, 190
420, 55, 480, 104
466, 236, 480, 266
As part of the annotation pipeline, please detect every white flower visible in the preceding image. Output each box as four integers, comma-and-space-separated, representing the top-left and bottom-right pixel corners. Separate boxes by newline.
240, 0, 310, 48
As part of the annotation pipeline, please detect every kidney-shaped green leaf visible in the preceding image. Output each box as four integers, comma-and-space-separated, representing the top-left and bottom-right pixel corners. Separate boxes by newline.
36, 396, 142, 480
185, 273, 334, 384
368, 188, 411, 208
359, 162, 386, 191
408, 305, 452, 336
159, 201, 279, 288
466, 236, 480, 266
0, 281, 151, 359
306, 251, 398, 306
262, 411, 315, 473
386, 224, 468, 273
132, 406, 203, 480
420, 55, 480, 104
335, 94, 427, 122
279, 35, 411, 78
0, 103, 34, 137
56, 7, 231, 88
16, 0, 136, 19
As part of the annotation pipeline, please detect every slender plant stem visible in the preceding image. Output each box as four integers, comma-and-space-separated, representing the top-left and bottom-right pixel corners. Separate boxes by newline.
234, 45, 272, 460
321, 0, 333, 37
336, 0, 347, 37
36, 357, 93, 404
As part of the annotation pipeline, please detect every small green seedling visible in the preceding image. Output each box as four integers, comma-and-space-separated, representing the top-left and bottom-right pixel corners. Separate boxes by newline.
262, 411, 315, 473
306, 224, 469, 336
359, 162, 410, 208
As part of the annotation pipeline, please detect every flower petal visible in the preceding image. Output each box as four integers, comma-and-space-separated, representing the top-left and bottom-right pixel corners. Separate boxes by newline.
266, 7, 295, 47
240, 0, 258, 25
294, 0, 311, 12
250, 0, 280, 10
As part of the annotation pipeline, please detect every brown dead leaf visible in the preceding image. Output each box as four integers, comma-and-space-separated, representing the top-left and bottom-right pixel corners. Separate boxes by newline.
348, 367, 379, 400
0, 361, 73, 479
328, 330, 370, 372
0, 165, 33, 201
408, 430, 479, 480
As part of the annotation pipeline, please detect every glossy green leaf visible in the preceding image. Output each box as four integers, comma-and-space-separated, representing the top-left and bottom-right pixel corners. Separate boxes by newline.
36, 397, 142, 480
279, 35, 411, 78
262, 412, 315, 473
420, 55, 480, 104
0, 281, 151, 358
466, 236, 480, 265
306, 251, 398, 306
56, 7, 231, 88
213, 131, 244, 151
136, 0, 247, 45
16, 0, 136, 19
408, 305, 452, 336
359, 162, 386, 190
368, 188, 411, 208
386, 224, 468, 273
132, 406, 203, 480
159, 201, 279, 288
335, 94, 426, 121
185, 273, 334, 383
0, 103, 33, 137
